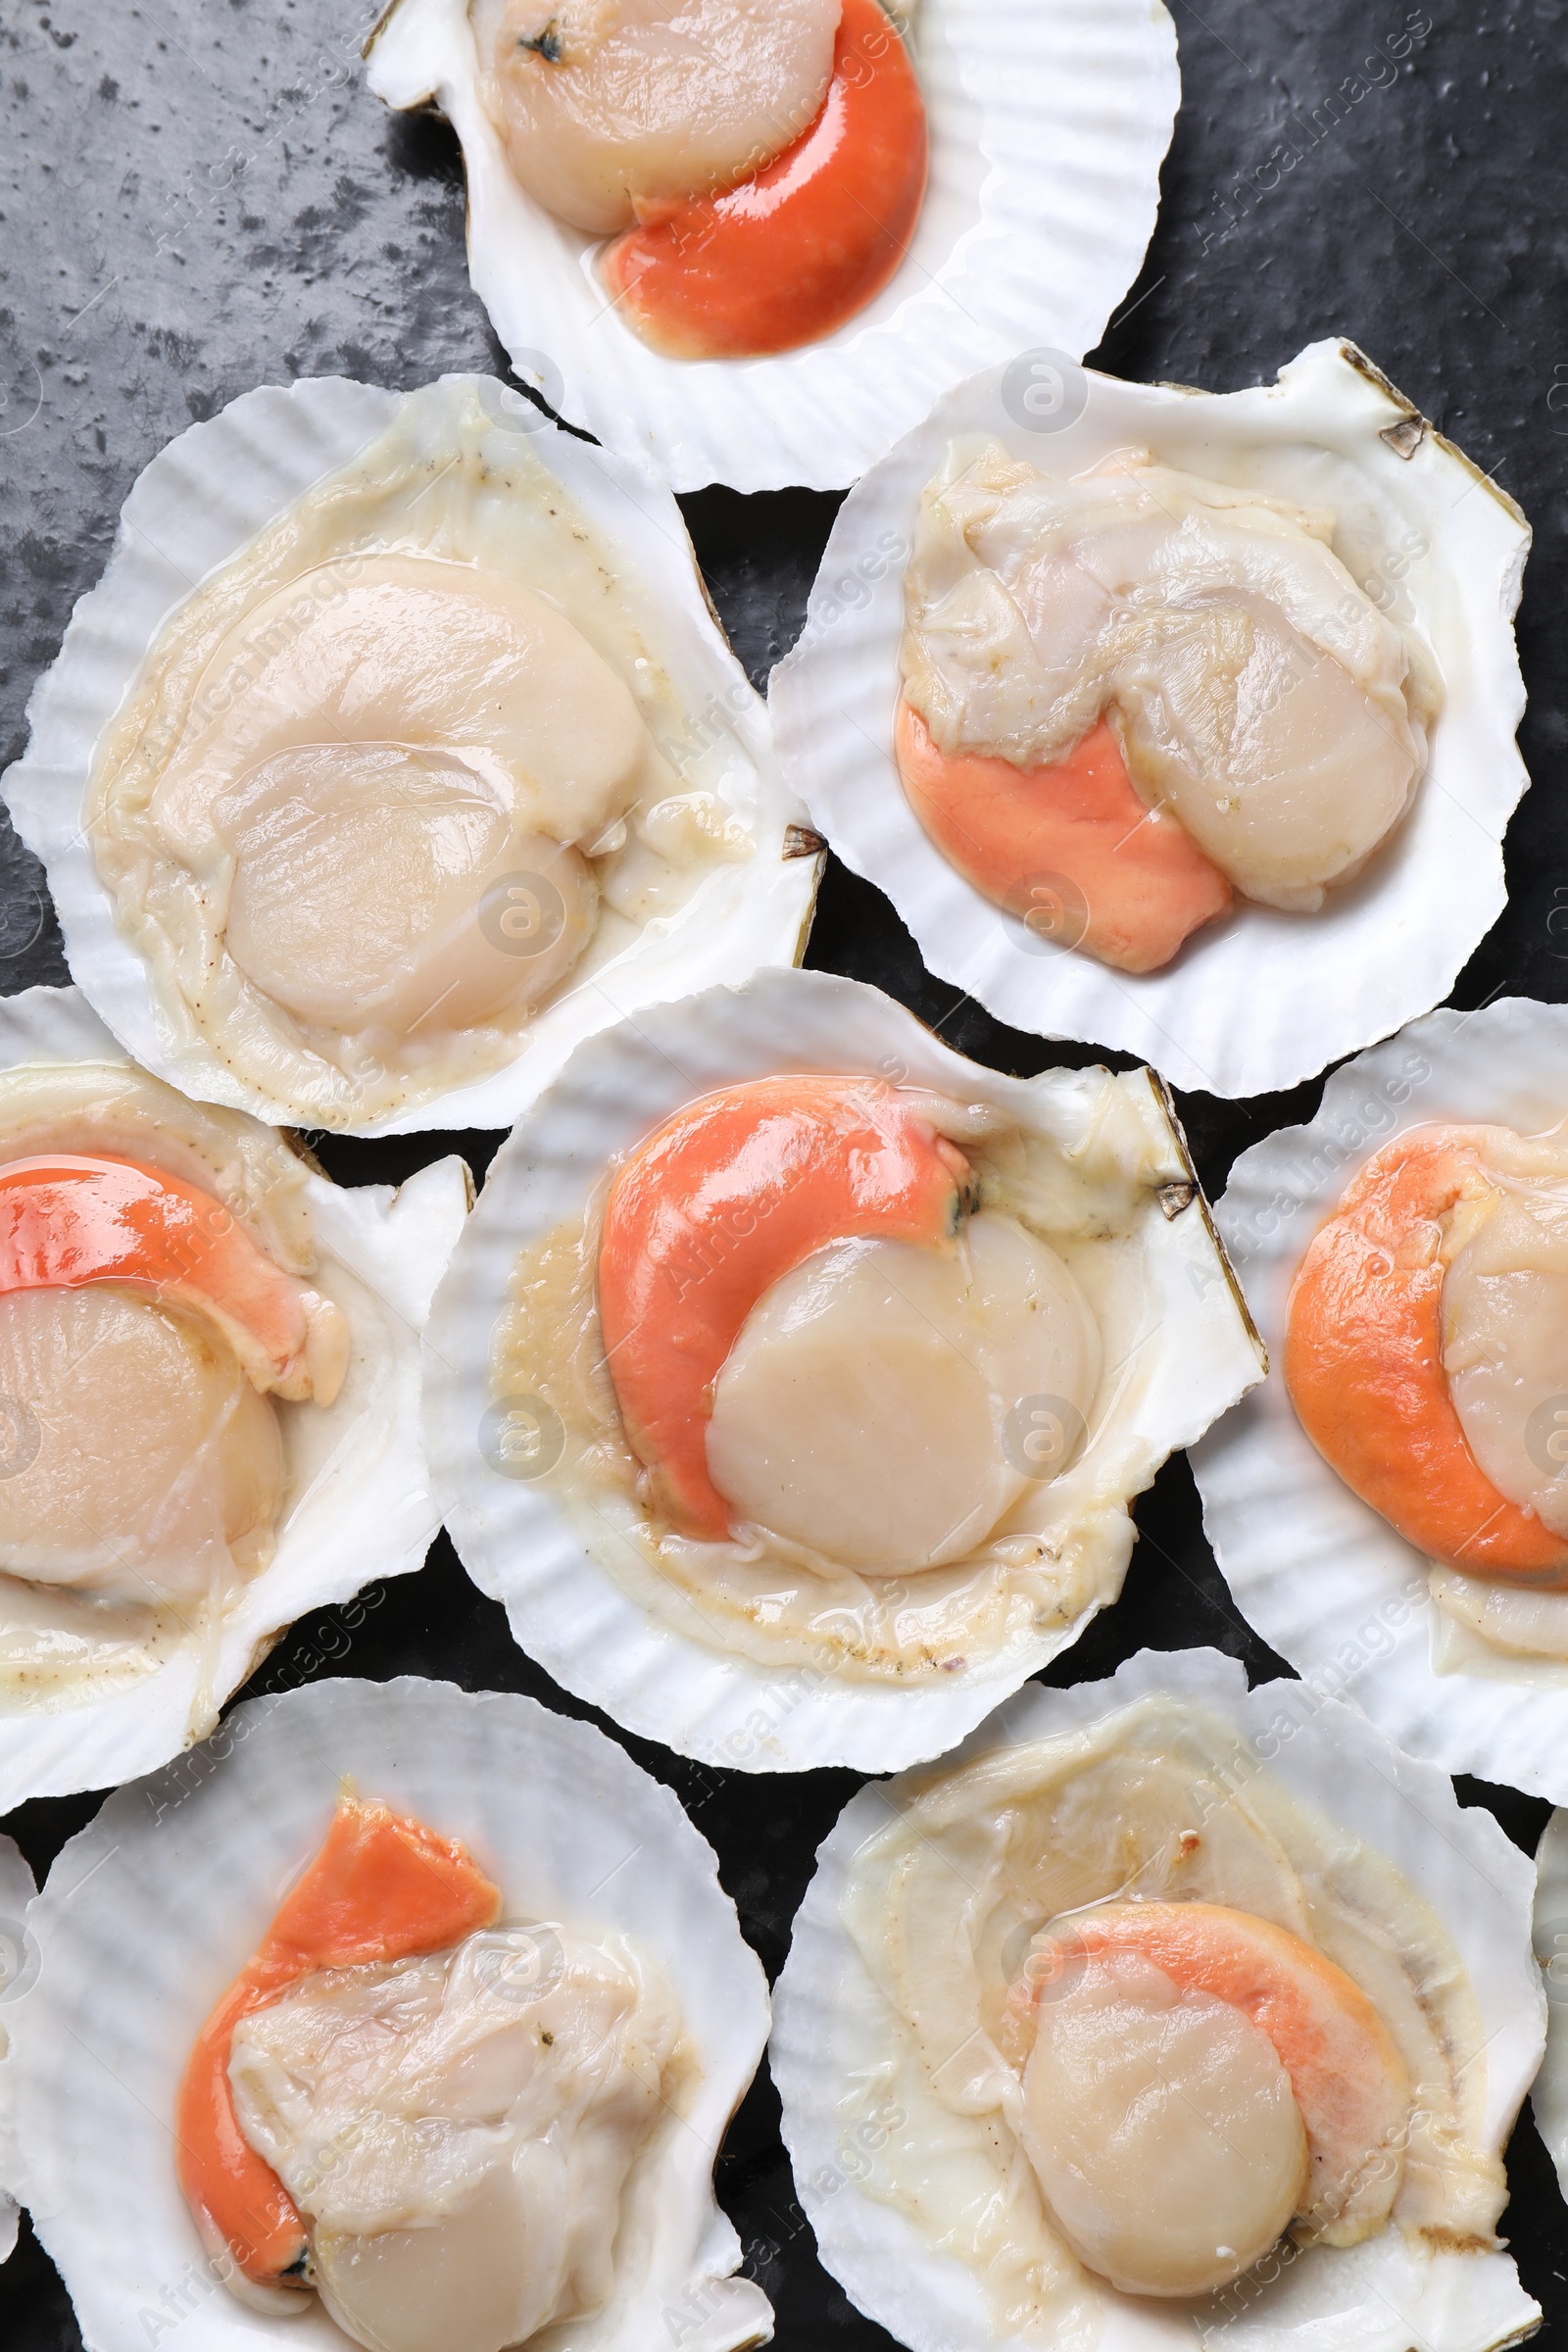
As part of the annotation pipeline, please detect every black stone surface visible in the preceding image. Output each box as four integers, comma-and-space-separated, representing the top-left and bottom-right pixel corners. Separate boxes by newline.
3, 0, 1568, 2340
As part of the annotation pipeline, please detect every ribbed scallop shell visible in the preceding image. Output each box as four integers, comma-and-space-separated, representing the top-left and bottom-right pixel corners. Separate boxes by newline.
1, 374, 818, 1136
1191, 996, 1568, 1801
1532, 1809, 1568, 2210
771, 1645, 1544, 2352
0, 1834, 35, 2267
768, 339, 1531, 1098
365, 0, 1179, 494
422, 964, 1264, 1773
0, 986, 468, 1809
4, 1675, 772, 2352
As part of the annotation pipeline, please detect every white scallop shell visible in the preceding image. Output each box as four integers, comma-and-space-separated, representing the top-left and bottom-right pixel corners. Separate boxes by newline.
768, 338, 1531, 1098
4, 1674, 772, 2352
0, 984, 469, 1809
1532, 1809, 1568, 2209
771, 1643, 1544, 2352
1189, 996, 1568, 1802
0, 1834, 36, 2267
423, 964, 1264, 1774
365, 0, 1178, 495
1, 373, 818, 1137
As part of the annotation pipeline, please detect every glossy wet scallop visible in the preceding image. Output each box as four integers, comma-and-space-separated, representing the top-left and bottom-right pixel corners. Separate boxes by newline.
897, 442, 1433, 962
4, 1676, 772, 2352
0, 985, 466, 1810
424, 967, 1265, 1771
0, 1289, 282, 1603
1018, 1946, 1307, 2295
9, 376, 816, 1135
770, 340, 1531, 1098
770, 1650, 1545, 2352
706, 1214, 1099, 1571
485, 0, 840, 233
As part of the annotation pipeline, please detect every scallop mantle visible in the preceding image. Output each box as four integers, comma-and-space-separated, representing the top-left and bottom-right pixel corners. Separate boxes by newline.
3, 1675, 772, 2352
422, 963, 1264, 1774
770, 1644, 1544, 2352
767, 338, 1532, 1098
0, 985, 468, 1811
1191, 996, 1568, 1803
1, 373, 818, 1136
365, 0, 1179, 494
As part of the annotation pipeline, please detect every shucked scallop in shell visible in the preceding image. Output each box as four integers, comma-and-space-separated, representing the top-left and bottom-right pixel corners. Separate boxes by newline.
768, 339, 1531, 1098
0, 985, 468, 1812
422, 965, 1264, 1775
2, 1676, 772, 2352
364, 0, 1180, 492
771, 1646, 1544, 2352
1192, 996, 1568, 1804
2, 374, 818, 1137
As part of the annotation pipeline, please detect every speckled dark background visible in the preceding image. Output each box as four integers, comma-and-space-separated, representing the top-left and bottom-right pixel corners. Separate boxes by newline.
3, 0, 1568, 2341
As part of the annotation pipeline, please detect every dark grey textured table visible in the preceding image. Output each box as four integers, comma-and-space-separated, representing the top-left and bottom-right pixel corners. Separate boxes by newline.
3, 0, 1568, 2340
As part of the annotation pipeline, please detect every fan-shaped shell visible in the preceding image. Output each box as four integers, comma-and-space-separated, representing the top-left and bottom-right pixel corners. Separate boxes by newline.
1191, 996, 1568, 1801
0, 986, 467, 1808
768, 339, 1530, 1097
771, 1645, 1544, 2352
5, 1675, 772, 2352
2, 374, 818, 1136
365, 0, 1179, 493
423, 964, 1263, 1773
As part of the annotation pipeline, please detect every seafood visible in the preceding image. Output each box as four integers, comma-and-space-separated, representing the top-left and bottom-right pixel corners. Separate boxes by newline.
1194, 997, 1568, 1801
772, 1648, 1544, 2351
366, 0, 1179, 491
423, 967, 1263, 1772
895, 442, 1435, 968
1284, 1125, 1568, 1583
5, 1677, 771, 2352
0, 985, 467, 1810
4, 376, 816, 1135
179, 1793, 681, 2349
770, 341, 1532, 1096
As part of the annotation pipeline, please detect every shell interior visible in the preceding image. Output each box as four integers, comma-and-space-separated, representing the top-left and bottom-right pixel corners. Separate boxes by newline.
423, 963, 1263, 1774
2, 375, 817, 1137
770, 1645, 1544, 2352
1192, 997, 1568, 1803
6, 1675, 772, 2352
0, 986, 467, 1810
365, 0, 1179, 493
768, 339, 1530, 1098
1532, 1809, 1568, 2208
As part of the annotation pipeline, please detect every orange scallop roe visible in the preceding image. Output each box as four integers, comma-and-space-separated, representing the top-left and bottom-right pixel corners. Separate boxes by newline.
602, 0, 928, 360
0, 1153, 334, 1401
894, 700, 1233, 975
1017, 1900, 1410, 2240
174, 1797, 502, 2286
1284, 1128, 1568, 1583
597, 1074, 971, 1540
